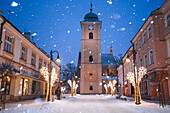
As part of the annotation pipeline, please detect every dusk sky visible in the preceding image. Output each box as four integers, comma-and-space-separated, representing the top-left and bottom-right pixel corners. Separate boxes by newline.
0, 0, 166, 66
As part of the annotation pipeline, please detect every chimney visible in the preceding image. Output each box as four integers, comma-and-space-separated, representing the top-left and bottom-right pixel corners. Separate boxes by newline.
23, 32, 31, 40
0, 10, 3, 15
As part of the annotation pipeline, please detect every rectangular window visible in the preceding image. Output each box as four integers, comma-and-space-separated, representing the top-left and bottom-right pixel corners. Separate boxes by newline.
167, 14, 170, 27
149, 50, 154, 65
44, 61, 46, 67
142, 33, 146, 44
31, 53, 36, 66
39, 58, 42, 69
148, 27, 152, 39
4, 35, 13, 54
144, 55, 147, 67
21, 46, 26, 61
32, 81, 36, 94
135, 42, 137, 51
138, 38, 141, 48
140, 58, 142, 67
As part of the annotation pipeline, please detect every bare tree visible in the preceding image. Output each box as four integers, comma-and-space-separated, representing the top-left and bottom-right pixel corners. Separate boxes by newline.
61, 63, 76, 82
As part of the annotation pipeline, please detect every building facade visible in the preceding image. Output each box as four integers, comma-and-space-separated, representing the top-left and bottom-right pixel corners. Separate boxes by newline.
118, 0, 169, 102
0, 12, 61, 101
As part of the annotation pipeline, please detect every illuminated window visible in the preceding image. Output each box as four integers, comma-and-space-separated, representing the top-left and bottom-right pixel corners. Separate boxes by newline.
4, 35, 13, 54
89, 32, 93, 39
23, 79, 29, 95
19, 78, 23, 96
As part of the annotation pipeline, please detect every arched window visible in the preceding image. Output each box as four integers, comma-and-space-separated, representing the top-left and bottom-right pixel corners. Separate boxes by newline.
89, 55, 93, 62
89, 32, 93, 39
89, 86, 93, 90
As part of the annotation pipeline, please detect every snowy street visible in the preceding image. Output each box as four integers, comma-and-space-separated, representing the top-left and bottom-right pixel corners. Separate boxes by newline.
3, 95, 170, 113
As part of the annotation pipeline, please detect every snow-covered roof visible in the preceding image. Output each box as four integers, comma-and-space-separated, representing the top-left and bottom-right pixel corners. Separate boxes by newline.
101, 54, 117, 66
102, 76, 118, 80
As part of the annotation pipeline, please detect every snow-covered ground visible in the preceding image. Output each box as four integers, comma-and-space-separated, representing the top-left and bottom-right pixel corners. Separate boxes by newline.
3, 94, 170, 113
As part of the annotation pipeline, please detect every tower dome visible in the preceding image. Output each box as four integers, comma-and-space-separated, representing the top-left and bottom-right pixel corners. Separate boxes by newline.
84, 3, 99, 21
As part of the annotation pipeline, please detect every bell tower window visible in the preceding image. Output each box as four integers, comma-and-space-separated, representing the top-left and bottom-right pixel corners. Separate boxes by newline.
89, 55, 93, 62
89, 32, 93, 39
89, 86, 93, 90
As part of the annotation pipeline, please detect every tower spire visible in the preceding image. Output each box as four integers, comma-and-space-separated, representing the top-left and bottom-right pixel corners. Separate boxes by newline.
90, 2, 93, 12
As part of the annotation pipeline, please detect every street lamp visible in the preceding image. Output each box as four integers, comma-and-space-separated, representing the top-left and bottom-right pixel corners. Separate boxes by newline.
125, 44, 140, 105
48, 50, 61, 102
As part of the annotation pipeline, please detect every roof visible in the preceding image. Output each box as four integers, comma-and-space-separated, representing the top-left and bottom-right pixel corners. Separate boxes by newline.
84, 12, 99, 21
101, 54, 117, 65
84, 3, 99, 21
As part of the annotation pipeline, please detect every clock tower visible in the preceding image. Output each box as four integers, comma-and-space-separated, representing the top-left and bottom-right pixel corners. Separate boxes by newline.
80, 3, 102, 94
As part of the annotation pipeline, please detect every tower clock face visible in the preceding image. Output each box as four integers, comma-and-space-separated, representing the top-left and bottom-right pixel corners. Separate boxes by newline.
88, 25, 94, 30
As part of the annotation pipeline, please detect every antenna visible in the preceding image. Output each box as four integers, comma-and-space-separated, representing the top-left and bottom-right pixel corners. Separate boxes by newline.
90, 2, 93, 12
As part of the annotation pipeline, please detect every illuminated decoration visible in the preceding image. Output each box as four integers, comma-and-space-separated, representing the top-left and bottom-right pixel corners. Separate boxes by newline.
68, 80, 77, 96
126, 66, 147, 104
40, 67, 59, 102
40, 67, 49, 81
138, 67, 147, 82
74, 84, 78, 95
104, 84, 110, 94
67, 80, 78, 96
108, 80, 117, 96
127, 72, 135, 87
51, 68, 58, 86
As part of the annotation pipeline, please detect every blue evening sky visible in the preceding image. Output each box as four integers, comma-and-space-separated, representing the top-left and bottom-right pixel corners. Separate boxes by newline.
0, 0, 165, 66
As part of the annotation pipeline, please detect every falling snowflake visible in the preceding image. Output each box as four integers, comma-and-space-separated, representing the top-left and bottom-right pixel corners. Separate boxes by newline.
107, 0, 112, 5
54, 45, 56, 47
129, 22, 132, 24
11, 1, 18, 7
133, 5, 135, 7
111, 25, 115, 28
98, 13, 101, 15
71, 61, 74, 63
120, 27, 126, 31
150, 21, 154, 24
112, 14, 121, 20
32, 33, 37, 36
68, 30, 70, 33
142, 18, 146, 21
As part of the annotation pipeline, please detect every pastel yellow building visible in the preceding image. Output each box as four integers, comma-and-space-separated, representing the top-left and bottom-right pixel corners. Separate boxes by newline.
0, 11, 60, 101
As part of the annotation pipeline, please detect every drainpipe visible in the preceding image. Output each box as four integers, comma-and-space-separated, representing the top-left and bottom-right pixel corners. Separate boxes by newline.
0, 10, 6, 45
